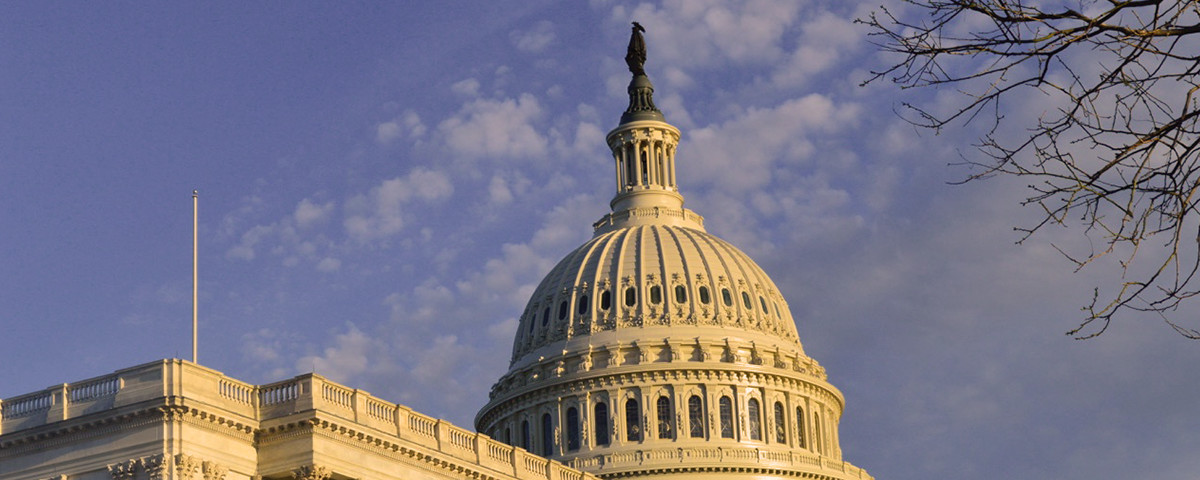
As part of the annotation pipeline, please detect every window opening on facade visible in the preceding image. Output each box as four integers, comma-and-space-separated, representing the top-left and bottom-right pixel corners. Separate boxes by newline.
674, 285, 687, 303
527, 308, 536, 334
742, 291, 753, 310
719, 396, 734, 438
542, 307, 550, 326
698, 285, 710, 304
774, 401, 786, 443
649, 285, 662, 304
558, 301, 568, 320
577, 294, 589, 314
594, 402, 610, 446
566, 407, 581, 451
541, 413, 554, 457
656, 396, 673, 439
521, 420, 530, 449
721, 288, 733, 306
760, 296, 769, 314
600, 290, 611, 310
748, 398, 762, 441
625, 287, 637, 307
504, 427, 511, 445
625, 399, 642, 441
688, 395, 704, 438
796, 406, 806, 448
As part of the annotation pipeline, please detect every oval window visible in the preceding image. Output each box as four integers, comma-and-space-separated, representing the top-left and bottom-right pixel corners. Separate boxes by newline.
721, 288, 733, 306
625, 287, 637, 307
542, 307, 550, 326
698, 286, 711, 304
742, 292, 753, 310
601, 290, 612, 310
649, 285, 662, 304
578, 294, 589, 314
558, 301, 569, 320
674, 285, 687, 303
760, 296, 769, 314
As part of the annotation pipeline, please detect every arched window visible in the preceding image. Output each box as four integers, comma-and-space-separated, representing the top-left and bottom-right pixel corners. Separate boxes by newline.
774, 401, 786, 443
541, 413, 555, 457
721, 288, 733, 306
742, 291, 753, 310
796, 406, 806, 448
649, 285, 662, 304
688, 395, 704, 438
600, 290, 611, 310
698, 286, 711, 304
625, 399, 642, 441
748, 398, 762, 441
626, 151, 636, 186
656, 396, 673, 439
504, 427, 511, 445
521, 420, 530, 449
625, 287, 637, 307
594, 402, 610, 446
577, 294, 589, 314
674, 285, 687, 303
566, 407, 581, 451
719, 396, 734, 438
813, 412, 823, 454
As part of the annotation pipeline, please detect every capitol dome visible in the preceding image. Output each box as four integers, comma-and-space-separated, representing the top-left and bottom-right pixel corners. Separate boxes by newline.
476, 24, 871, 480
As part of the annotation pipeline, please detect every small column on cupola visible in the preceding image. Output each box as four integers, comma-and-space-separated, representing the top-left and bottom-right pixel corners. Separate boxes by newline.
606, 22, 684, 214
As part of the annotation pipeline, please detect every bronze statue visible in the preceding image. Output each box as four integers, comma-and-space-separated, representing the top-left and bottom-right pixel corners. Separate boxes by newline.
625, 22, 646, 76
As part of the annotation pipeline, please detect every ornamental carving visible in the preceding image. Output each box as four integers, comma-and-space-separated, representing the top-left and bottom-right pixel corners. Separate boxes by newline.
201, 461, 227, 480
175, 454, 200, 480
141, 455, 168, 480
292, 465, 331, 480
107, 459, 138, 480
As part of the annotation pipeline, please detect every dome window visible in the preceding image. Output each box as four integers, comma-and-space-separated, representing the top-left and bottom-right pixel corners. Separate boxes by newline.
600, 290, 612, 310
718, 396, 734, 438
796, 406, 806, 448
688, 395, 704, 438
742, 292, 753, 310
698, 286, 711, 304
624, 287, 637, 307
578, 294, 589, 314
542, 307, 551, 326
674, 285, 687, 303
521, 420, 531, 449
625, 399, 642, 441
721, 288, 733, 307
566, 407, 581, 451
594, 402, 611, 446
774, 401, 787, 443
760, 296, 769, 314
774, 301, 782, 318
649, 285, 662, 304
748, 398, 762, 441
528, 309, 537, 334
541, 413, 555, 456
656, 396, 673, 439
558, 301, 569, 320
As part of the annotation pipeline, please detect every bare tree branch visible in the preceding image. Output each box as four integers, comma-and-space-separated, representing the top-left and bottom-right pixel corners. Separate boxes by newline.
860, 0, 1200, 338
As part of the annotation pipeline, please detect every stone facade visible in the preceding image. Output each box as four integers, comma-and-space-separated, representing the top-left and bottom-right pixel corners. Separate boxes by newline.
0, 360, 598, 480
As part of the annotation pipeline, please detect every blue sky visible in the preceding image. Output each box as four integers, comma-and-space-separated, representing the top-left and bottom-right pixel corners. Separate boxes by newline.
3, 2, 1198, 479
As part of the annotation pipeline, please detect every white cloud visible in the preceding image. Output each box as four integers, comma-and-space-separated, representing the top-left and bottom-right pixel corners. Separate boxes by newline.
296, 323, 376, 384
316, 257, 341, 273
344, 168, 453, 242
451, 79, 481, 97
438, 94, 548, 159
488, 175, 514, 204
293, 198, 334, 228
376, 110, 426, 145
226, 224, 274, 261
511, 21, 556, 53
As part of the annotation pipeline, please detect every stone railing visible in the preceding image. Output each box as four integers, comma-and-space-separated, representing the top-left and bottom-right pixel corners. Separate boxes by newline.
566, 445, 872, 480
0, 359, 599, 480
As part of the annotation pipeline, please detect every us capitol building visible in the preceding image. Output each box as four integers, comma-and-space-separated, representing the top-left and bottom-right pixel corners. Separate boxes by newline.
0, 26, 873, 480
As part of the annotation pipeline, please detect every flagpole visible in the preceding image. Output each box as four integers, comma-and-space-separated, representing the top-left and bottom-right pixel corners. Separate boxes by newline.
192, 190, 198, 363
